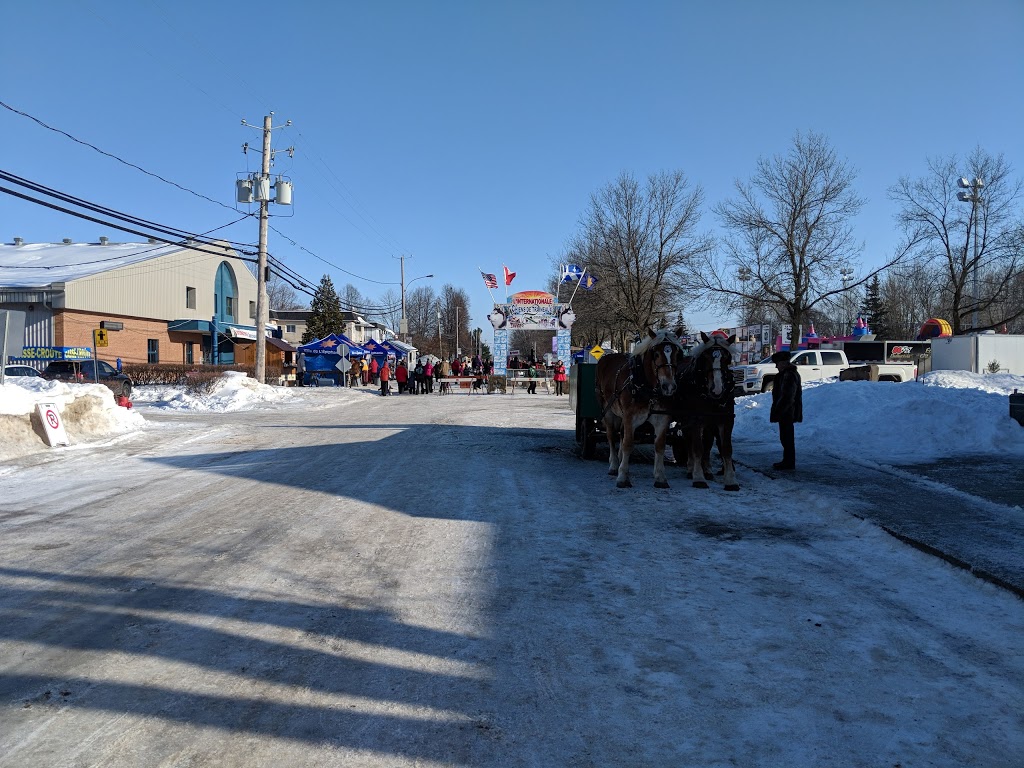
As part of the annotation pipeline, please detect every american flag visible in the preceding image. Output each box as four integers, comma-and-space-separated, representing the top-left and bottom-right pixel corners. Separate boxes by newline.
481, 271, 498, 289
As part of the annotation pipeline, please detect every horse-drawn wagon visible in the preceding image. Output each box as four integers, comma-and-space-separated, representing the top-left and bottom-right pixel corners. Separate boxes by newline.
571, 360, 663, 460
571, 331, 740, 491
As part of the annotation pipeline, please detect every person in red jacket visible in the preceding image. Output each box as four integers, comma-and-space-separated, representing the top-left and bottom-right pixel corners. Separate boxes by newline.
395, 360, 409, 394
379, 361, 391, 396
370, 357, 379, 385
553, 360, 567, 395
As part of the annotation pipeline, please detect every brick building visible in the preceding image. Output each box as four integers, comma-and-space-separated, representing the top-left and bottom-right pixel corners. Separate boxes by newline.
1, 238, 265, 368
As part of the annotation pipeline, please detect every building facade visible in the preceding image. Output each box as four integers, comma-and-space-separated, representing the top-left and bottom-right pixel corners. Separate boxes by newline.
1, 239, 263, 367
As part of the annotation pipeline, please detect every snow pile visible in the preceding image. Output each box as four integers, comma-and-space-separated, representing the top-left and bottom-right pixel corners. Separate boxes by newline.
733, 371, 1024, 464
132, 371, 296, 412
0, 377, 144, 460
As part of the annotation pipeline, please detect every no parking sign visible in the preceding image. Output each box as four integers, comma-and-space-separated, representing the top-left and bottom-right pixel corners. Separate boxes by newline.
36, 402, 70, 447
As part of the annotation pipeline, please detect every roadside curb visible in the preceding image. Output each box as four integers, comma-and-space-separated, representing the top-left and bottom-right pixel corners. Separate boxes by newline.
848, 515, 1024, 601
739, 459, 1024, 602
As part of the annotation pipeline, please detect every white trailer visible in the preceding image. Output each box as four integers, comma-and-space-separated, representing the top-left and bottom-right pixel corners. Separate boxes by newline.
930, 332, 1024, 375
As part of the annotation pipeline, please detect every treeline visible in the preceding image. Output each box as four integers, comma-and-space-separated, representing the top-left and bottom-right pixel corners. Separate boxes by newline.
553, 132, 1023, 346
299, 275, 485, 359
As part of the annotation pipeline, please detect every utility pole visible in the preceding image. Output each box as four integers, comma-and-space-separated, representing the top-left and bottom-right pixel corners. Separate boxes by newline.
395, 254, 408, 341
237, 113, 293, 384
255, 114, 272, 383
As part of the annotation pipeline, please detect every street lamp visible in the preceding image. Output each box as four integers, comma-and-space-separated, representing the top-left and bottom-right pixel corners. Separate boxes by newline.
957, 176, 984, 330
737, 266, 752, 325
436, 310, 443, 357
400, 273, 433, 343
840, 267, 854, 334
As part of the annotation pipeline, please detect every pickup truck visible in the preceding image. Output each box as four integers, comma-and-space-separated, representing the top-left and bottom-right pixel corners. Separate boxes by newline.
731, 348, 918, 394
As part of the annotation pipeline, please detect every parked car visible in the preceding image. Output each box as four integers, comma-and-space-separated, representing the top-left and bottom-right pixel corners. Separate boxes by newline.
40, 359, 133, 398
3, 364, 41, 378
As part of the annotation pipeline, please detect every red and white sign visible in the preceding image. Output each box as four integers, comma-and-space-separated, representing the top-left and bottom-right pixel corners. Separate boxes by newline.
36, 402, 70, 447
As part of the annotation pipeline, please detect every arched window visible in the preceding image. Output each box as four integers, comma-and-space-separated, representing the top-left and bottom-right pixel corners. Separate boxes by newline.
214, 262, 239, 324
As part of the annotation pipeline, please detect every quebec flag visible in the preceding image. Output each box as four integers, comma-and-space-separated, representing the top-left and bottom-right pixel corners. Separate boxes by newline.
561, 264, 584, 283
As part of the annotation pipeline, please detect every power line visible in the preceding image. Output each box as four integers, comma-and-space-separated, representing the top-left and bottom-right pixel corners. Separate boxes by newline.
0, 170, 256, 251
0, 185, 257, 264
285, 127, 408, 256
268, 224, 401, 286
0, 99, 241, 214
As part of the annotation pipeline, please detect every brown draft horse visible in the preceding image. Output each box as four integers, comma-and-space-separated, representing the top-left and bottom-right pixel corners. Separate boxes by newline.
674, 331, 740, 491
595, 328, 687, 488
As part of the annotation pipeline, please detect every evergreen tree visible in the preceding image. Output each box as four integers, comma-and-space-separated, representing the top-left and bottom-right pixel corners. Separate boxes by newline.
302, 275, 345, 343
862, 275, 895, 339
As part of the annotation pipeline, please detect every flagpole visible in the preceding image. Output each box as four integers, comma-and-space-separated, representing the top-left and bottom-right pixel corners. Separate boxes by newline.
478, 265, 497, 304
503, 264, 508, 301
567, 265, 586, 305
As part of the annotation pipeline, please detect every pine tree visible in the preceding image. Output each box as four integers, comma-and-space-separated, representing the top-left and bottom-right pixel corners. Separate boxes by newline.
862, 275, 895, 339
302, 275, 345, 344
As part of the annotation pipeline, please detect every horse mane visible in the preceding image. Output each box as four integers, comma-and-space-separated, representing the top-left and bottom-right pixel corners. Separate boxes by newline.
689, 334, 736, 359
633, 329, 683, 357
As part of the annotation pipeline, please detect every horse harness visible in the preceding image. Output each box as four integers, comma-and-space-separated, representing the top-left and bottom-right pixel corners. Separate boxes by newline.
600, 344, 681, 421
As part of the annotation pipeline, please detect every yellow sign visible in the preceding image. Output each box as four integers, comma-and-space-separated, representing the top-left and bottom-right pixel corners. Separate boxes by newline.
589, 345, 604, 360
94, 328, 109, 348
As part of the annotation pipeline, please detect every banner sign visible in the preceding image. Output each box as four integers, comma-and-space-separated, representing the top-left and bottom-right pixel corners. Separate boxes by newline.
492, 330, 509, 375
556, 329, 571, 366
488, 291, 576, 332
15, 346, 92, 361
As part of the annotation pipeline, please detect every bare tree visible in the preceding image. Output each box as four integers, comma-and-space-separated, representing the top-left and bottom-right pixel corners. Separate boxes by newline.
693, 132, 905, 338
889, 148, 1023, 334
369, 288, 402, 334
576, 170, 711, 335
436, 284, 471, 357
879, 263, 945, 339
267, 272, 306, 311
340, 283, 363, 312
406, 284, 438, 352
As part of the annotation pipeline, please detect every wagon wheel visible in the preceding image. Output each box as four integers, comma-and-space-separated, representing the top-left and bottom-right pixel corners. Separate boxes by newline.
581, 419, 598, 460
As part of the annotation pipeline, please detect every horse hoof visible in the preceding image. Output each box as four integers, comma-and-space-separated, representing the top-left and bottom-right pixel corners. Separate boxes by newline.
654, 481, 670, 489
607, 469, 617, 476
616, 480, 632, 489
724, 484, 740, 492
692, 481, 709, 489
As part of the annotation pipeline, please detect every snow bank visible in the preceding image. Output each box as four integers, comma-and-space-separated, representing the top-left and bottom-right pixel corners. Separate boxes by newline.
132, 370, 296, 412
0, 378, 144, 460
733, 373, 1024, 464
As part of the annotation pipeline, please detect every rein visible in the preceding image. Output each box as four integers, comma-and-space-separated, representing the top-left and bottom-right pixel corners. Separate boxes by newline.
679, 346, 735, 403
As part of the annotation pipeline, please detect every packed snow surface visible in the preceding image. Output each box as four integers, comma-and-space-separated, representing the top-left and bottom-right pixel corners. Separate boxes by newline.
10, 369, 1021, 463
0, 369, 1022, 766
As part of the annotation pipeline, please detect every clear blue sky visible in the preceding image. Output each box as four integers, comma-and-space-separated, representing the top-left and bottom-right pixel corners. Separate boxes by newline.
2, 0, 1021, 338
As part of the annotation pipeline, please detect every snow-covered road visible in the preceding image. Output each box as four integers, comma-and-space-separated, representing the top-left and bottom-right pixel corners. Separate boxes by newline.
1, 388, 1022, 767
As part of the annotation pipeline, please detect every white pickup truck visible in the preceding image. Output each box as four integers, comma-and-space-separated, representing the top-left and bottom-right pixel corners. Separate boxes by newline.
732, 347, 919, 394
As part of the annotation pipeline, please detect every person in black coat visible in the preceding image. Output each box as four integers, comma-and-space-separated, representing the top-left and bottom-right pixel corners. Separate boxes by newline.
769, 350, 803, 470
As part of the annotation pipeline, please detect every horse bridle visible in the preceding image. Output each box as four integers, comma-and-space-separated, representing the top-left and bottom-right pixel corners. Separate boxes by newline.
681, 345, 735, 401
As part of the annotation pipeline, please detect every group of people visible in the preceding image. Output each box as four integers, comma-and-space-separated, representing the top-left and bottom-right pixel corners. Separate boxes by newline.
368, 355, 497, 397
514, 360, 568, 395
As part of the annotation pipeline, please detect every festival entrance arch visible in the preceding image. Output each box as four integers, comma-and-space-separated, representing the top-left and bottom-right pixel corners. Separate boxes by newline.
488, 290, 575, 375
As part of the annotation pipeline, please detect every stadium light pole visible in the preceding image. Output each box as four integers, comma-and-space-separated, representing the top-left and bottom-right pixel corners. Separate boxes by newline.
957, 177, 984, 330
737, 266, 752, 325
840, 267, 855, 334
